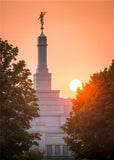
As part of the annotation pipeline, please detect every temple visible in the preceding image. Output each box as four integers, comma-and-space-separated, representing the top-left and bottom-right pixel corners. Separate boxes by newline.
30, 28, 72, 159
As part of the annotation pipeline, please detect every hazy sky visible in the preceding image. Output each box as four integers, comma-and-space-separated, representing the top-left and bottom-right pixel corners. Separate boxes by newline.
0, 0, 114, 98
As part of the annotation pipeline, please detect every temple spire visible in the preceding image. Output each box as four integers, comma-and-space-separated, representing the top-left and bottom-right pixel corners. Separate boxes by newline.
37, 31, 48, 73
33, 12, 51, 91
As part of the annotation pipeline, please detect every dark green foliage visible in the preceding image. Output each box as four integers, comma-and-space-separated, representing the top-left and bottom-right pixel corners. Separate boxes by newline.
12, 148, 44, 160
0, 38, 41, 159
25, 148, 44, 160
62, 60, 114, 160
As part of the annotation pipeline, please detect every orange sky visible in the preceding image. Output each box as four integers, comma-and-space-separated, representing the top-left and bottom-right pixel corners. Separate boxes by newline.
0, 0, 114, 98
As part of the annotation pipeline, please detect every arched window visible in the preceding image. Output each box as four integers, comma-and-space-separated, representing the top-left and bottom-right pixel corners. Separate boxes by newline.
55, 145, 60, 156
47, 145, 52, 156
63, 145, 68, 156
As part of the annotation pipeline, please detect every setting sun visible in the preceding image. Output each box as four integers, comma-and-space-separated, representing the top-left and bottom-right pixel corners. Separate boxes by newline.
70, 80, 82, 92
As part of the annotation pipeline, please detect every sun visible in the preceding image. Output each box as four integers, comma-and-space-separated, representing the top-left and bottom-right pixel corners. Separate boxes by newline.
70, 80, 82, 92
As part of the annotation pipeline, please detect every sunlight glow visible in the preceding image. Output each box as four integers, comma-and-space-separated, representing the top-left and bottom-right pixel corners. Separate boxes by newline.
70, 80, 82, 92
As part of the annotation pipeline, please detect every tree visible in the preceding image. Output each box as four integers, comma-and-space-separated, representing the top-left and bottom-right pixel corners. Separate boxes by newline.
12, 148, 44, 160
0, 38, 41, 159
62, 60, 114, 160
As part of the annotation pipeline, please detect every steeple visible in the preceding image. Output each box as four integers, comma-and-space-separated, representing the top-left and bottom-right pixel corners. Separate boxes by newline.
37, 12, 48, 73
34, 12, 51, 91
37, 31, 48, 73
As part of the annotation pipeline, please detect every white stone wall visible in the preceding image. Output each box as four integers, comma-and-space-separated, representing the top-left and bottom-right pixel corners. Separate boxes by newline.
30, 90, 72, 158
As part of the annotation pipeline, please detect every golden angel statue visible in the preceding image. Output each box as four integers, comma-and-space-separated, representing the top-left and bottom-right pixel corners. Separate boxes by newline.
38, 12, 47, 30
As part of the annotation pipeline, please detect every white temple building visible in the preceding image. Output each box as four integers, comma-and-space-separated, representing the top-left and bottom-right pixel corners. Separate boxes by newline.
30, 27, 72, 159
